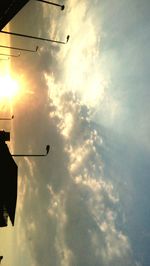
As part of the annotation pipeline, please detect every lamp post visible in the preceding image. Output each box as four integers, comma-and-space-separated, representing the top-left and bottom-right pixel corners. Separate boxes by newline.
36, 0, 65, 10
1, 30, 70, 44
12, 145, 50, 157
0, 44, 38, 53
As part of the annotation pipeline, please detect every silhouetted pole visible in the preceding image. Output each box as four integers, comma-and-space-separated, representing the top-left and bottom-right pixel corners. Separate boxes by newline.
0, 115, 14, 120
0, 44, 38, 53
12, 145, 50, 157
0, 52, 20, 57
1, 30, 70, 44
36, 0, 65, 10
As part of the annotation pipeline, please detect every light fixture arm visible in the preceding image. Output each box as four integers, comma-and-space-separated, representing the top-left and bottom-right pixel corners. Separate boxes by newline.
0, 115, 14, 120
0, 52, 20, 57
11, 145, 50, 157
0, 44, 39, 53
36, 0, 65, 10
1, 30, 69, 44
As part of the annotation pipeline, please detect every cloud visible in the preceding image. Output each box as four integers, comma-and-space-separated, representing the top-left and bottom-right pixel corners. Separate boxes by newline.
12, 86, 136, 266
8, 1, 140, 266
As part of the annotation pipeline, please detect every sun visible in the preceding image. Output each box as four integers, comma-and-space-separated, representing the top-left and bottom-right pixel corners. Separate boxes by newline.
0, 75, 19, 100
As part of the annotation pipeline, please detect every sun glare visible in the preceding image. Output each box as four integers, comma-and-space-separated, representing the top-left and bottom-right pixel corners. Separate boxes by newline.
0, 75, 19, 100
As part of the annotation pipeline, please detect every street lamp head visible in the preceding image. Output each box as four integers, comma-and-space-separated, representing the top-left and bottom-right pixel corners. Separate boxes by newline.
61, 5, 65, 10
66, 35, 70, 43
46, 145, 50, 155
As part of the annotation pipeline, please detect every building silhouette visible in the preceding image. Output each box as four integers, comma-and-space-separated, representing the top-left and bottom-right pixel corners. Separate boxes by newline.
0, 131, 17, 227
0, 130, 50, 227
0, 0, 30, 30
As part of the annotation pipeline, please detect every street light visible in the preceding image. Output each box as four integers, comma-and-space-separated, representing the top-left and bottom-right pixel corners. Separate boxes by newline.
12, 145, 50, 157
0, 44, 39, 53
36, 0, 65, 10
1, 30, 70, 44
0, 130, 50, 157
0, 52, 21, 57
0, 115, 14, 120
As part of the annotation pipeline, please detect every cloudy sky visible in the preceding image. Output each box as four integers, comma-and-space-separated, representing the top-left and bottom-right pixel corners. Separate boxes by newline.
0, 0, 150, 265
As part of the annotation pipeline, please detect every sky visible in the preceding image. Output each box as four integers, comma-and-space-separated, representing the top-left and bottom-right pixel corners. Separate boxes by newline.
0, 0, 150, 265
